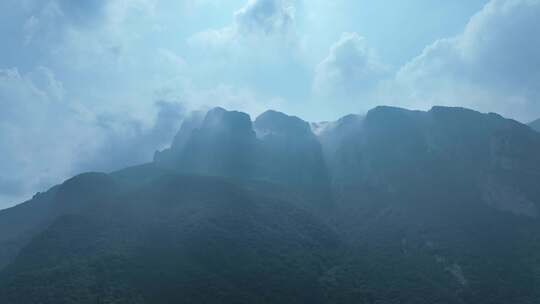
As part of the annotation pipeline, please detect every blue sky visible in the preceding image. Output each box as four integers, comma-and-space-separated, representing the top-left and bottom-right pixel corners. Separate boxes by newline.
1, 0, 539, 208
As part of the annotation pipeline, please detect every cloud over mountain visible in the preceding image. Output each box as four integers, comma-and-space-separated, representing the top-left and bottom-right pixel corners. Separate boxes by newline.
397, 0, 540, 120
0, 67, 184, 206
313, 32, 388, 110
2, 0, 540, 208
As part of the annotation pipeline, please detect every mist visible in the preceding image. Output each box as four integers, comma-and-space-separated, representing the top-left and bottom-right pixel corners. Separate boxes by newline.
1, 2, 540, 302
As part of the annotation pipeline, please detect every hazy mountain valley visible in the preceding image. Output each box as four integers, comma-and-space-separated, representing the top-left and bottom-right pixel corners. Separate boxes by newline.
1, 106, 540, 303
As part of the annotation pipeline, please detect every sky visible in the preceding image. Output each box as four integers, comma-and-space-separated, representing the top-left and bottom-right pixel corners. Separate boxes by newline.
1, 0, 539, 209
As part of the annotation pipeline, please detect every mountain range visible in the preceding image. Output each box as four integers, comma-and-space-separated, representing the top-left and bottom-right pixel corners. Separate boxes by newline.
1, 106, 540, 303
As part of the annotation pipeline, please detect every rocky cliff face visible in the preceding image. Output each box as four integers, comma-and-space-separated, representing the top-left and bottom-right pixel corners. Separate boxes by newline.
320, 106, 540, 217
154, 105, 540, 218
254, 110, 331, 196
155, 108, 332, 200
154, 105, 540, 219
2, 105, 540, 303
155, 107, 258, 179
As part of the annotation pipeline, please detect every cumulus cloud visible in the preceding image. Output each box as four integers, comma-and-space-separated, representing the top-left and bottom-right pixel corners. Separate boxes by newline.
309, 0, 540, 120
189, 0, 297, 50
314, 32, 387, 95
3, 0, 540, 207
312, 32, 389, 114
235, 0, 295, 36
396, 0, 540, 120
1, 0, 299, 208
186, 0, 307, 116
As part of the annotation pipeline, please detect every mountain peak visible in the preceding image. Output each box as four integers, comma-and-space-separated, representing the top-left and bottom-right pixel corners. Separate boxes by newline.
4, 105, 540, 303
254, 110, 312, 137
201, 107, 253, 134
365, 106, 422, 123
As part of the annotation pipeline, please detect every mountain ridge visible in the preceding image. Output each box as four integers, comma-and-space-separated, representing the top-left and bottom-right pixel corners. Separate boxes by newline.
1, 105, 540, 303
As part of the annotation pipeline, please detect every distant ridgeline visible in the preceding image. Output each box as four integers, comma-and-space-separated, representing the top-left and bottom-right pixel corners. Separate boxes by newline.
529, 118, 540, 133
1, 106, 540, 303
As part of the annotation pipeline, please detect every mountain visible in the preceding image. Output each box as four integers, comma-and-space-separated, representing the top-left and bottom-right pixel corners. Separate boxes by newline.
331, 106, 540, 215
324, 106, 540, 303
1, 106, 540, 303
0, 167, 341, 304
155, 108, 332, 205
154, 107, 258, 179
529, 118, 540, 132
253, 110, 331, 202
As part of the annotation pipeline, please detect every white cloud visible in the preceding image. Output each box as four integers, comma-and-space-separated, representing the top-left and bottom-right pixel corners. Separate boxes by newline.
0, 67, 184, 208
185, 0, 306, 117
312, 32, 389, 115
3, 0, 540, 207
314, 32, 387, 95
189, 0, 297, 51
1, 0, 300, 208
235, 0, 295, 36
0, 67, 94, 205
396, 0, 540, 120
309, 0, 540, 121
